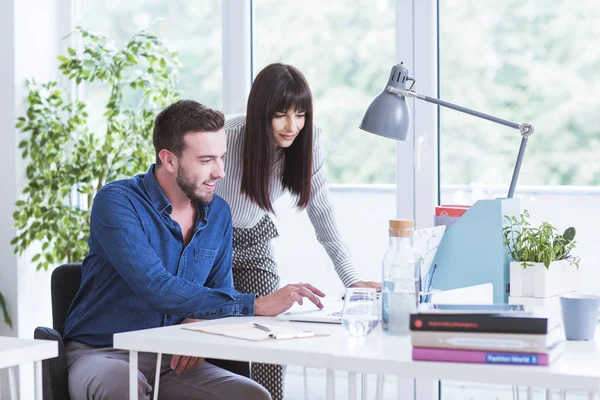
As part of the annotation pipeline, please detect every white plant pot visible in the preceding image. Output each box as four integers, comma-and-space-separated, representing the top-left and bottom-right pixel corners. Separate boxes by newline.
509, 260, 578, 298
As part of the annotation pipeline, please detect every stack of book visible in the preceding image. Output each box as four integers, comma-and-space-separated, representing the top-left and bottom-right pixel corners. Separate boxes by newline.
409, 304, 564, 366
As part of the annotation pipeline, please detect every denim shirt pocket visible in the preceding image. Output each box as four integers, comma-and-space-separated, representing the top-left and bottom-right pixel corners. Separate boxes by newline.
192, 247, 218, 284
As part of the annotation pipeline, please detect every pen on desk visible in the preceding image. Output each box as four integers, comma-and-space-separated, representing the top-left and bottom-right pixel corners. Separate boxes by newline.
253, 322, 272, 332
269, 331, 315, 340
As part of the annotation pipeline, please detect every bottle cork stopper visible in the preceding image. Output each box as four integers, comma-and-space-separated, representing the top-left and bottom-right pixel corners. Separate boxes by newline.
389, 219, 414, 237
389, 219, 414, 230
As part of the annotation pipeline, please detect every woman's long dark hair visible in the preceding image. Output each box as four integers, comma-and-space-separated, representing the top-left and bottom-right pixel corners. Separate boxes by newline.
241, 63, 313, 212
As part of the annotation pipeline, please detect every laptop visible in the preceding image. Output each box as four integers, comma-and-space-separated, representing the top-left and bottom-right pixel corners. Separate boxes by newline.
277, 225, 446, 324
276, 299, 348, 324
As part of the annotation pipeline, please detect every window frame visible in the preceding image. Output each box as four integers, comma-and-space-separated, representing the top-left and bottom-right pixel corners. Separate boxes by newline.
397, 0, 439, 227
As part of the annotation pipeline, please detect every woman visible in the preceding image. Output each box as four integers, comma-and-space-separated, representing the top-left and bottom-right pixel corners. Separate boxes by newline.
216, 63, 380, 399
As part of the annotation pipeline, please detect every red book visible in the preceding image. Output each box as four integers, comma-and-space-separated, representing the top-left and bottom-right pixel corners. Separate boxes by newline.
435, 205, 470, 217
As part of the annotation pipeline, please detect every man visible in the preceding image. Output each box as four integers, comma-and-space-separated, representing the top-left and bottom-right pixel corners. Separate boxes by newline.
62, 100, 325, 400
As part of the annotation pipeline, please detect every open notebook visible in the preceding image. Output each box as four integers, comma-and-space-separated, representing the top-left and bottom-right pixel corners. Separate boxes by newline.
182, 322, 330, 341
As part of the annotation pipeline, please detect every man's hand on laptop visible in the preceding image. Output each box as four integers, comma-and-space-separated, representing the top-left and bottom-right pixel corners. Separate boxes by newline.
350, 280, 382, 291
254, 283, 326, 316
170, 318, 205, 374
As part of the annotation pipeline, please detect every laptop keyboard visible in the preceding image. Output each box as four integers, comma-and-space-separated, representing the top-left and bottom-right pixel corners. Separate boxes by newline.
328, 304, 372, 317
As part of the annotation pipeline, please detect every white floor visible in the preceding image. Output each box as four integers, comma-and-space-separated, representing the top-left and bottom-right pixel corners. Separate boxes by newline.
284, 366, 597, 400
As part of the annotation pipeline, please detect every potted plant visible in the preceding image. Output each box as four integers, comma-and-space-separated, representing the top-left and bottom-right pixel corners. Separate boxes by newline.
504, 210, 580, 298
0, 27, 180, 328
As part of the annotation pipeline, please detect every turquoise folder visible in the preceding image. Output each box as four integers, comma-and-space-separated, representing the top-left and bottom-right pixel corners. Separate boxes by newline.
430, 198, 520, 303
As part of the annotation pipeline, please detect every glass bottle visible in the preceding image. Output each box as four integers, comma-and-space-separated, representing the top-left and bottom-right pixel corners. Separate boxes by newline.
381, 219, 420, 335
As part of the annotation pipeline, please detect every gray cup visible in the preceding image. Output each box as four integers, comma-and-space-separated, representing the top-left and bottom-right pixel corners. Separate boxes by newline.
560, 294, 600, 341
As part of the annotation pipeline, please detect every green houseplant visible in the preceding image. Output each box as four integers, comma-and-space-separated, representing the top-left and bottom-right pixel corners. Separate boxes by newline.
504, 209, 580, 298
1, 27, 180, 328
503, 209, 579, 269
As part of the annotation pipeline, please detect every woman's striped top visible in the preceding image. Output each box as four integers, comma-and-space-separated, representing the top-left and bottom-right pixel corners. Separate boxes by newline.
215, 114, 360, 287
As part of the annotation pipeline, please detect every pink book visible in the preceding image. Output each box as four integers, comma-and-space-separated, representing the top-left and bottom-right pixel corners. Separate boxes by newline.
412, 346, 563, 365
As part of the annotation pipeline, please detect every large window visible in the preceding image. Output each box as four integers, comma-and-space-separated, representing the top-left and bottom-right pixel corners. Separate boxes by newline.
253, 0, 396, 184
439, 0, 600, 195
438, 1, 600, 294
81, 0, 222, 110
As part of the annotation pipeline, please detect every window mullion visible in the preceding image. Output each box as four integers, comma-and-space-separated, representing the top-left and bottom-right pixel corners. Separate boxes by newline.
222, 0, 252, 114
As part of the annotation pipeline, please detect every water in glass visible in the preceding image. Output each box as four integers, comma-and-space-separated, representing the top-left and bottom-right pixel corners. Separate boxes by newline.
342, 288, 379, 337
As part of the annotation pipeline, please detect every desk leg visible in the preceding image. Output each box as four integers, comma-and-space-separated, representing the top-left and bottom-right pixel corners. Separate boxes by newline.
8, 366, 18, 400
326, 369, 335, 400
588, 393, 596, 400
349, 372, 357, 400
512, 386, 520, 400
153, 353, 162, 400
34, 361, 42, 400
130, 351, 138, 400
416, 379, 438, 400
397, 376, 414, 399
527, 387, 534, 400
397, 377, 438, 400
362, 374, 368, 399
545, 388, 552, 399
376, 374, 385, 400
303, 367, 309, 400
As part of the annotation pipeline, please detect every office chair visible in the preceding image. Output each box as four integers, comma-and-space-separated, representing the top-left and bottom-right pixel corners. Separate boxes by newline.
34, 263, 250, 400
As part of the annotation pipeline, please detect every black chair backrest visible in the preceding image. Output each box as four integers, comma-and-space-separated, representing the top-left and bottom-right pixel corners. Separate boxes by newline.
34, 262, 82, 400
51, 263, 82, 334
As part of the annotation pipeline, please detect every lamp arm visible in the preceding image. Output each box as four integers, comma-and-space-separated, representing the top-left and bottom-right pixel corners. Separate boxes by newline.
508, 137, 529, 198
387, 86, 534, 198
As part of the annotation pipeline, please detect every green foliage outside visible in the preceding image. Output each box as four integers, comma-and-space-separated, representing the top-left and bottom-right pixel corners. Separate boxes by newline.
83, 0, 600, 187
253, 0, 397, 184
440, 0, 600, 187
84, 0, 398, 184
503, 210, 580, 269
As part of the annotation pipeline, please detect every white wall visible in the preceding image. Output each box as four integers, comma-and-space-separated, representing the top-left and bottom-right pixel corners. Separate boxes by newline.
0, 2, 21, 396
0, 0, 69, 398
0, 0, 18, 341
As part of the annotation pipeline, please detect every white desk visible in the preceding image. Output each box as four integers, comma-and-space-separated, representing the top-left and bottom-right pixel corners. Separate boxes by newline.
0, 336, 58, 400
114, 318, 600, 400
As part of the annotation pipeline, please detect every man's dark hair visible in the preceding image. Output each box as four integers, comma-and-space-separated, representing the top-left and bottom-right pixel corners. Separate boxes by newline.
153, 100, 224, 165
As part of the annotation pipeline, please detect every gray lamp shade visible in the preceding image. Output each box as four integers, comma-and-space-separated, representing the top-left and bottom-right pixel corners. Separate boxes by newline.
359, 63, 412, 141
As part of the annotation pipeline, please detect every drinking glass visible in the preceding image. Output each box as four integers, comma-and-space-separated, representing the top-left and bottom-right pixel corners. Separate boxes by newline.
342, 288, 379, 337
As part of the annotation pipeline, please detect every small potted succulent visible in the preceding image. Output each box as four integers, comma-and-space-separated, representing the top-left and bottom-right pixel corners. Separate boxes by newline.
503, 210, 579, 298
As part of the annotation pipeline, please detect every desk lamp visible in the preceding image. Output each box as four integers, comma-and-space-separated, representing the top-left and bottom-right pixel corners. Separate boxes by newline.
359, 62, 533, 302
359, 62, 534, 198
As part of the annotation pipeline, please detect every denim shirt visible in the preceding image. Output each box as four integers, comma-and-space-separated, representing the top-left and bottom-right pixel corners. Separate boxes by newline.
62, 165, 256, 347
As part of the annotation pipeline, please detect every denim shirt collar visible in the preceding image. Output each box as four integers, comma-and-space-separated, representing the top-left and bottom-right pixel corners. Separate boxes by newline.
143, 164, 171, 213
143, 164, 208, 224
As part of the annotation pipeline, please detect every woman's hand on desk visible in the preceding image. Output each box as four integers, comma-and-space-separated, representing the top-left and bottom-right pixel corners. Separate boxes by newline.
254, 283, 326, 316
350, 281, 382, 291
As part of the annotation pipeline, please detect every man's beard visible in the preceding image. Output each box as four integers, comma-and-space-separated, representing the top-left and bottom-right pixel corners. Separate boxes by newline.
176, 165, 212, 204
